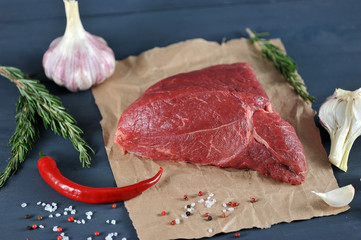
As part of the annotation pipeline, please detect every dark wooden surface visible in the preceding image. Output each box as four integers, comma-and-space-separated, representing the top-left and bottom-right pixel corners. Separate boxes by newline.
0, 0, 360, 239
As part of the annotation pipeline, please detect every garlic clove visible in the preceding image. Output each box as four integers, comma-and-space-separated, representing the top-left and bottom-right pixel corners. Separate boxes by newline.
319, 88, 361, 171
43, 0, 115, 92
311, 184, 354, 207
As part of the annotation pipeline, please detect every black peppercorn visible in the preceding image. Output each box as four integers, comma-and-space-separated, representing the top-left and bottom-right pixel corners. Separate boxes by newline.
26, 226, 32, 230
187, 205, 191, 208
186, 211, 191, 216
207, 216, 212, 221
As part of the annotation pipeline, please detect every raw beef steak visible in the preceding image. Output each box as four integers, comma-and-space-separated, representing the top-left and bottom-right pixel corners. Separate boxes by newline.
115, 63, 307, 184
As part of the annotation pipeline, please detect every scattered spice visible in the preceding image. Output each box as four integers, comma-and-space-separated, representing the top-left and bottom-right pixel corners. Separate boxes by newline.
184, 195, 189, 201
32, 224, 37, 229
37, 216, 43, 221
57, 236, 62, 240
205, 213, 210, 217
228, 201, 233, 206
233, 202, 239, 207
26, 226, 32, 230
57, 227, 63, 233
171, 220, 176, 225
112, 203, 117, 209
235, 232, 241, 237
67, 216, 74, 222
221, 212, 227, 218
250, 197, 257, 203
198, 191, 203, 196
25, 214, 31, 219
94, 231, 100, 236
161, 211, 166, 216
207, 216, 212, 221
186, 211, 191, 216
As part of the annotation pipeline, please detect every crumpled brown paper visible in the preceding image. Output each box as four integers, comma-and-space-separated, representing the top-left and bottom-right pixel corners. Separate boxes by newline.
91, 38, 349, 240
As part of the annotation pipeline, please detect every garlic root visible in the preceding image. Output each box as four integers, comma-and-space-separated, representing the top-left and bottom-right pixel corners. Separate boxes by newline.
311, 184, 354, 207
319, 88, 361, 171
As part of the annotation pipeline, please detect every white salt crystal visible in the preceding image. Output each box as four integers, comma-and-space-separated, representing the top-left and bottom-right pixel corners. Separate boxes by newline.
222, 209, 227, 213
55, 213, 61, 217
209, 193, 214, 197
87, 215, 91, 220
49, 214, 53, 218
181, 214, 188, 218
222, 203, 227, 207
85, 211, 93, 216
39, 225, 44, 229
191, 203, 195, 207
61, 233, 65, 236
37, 201, 42, 205
111, 219, 116, 225
114, 232, 118, 236
175, 218, 180, 224
81, 219, 85, 224
121, 238, 127, 240
106, 220, 110, 224
87, 237, 92, 240
198, 199, 204, 203
68, 205, 73, 210
228, 207, 234, 212
51, 202, 57, 206
21, 203, 28, 208
63, 211, 68, 215
71, 210, 76, 214
42, 203, 46, 206
52, 226, 58, 232
208, 228, 213, 233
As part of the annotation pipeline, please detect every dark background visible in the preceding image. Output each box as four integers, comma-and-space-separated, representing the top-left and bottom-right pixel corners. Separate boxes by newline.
0, 0, 360, 239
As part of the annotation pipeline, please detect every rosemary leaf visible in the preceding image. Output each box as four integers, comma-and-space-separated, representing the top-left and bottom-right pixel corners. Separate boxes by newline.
0, 97, 38, 187
246, 28, 316, 103
0, 66, 94, 187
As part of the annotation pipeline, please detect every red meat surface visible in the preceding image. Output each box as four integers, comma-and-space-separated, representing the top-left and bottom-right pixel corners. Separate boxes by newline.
115, 63, 307, 184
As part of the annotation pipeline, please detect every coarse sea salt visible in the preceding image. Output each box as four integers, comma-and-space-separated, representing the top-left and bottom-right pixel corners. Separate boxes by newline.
87, 237, 92, 240
198, 199, 204, 203
175, 218, 180, 224
228, 207, 234, 212
55, 213, 61, 217
52, 226, 58, 232
39, 225, 44, 229
111, 220, 116, 225
208, 228, 213, 233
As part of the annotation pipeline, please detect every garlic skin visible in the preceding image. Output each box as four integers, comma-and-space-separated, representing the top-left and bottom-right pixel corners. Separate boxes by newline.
43, 0, 115, 92
311, 184, 354, 207
319, 88, 361, 171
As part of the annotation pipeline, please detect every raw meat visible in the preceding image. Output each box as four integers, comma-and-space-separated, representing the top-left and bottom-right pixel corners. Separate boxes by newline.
114, 63, 307, 184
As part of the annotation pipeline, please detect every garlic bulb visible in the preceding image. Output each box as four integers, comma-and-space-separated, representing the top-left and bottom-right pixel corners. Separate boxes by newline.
319, 88, 361, 171
43, 0, 115, 92
311, 184, 354, 207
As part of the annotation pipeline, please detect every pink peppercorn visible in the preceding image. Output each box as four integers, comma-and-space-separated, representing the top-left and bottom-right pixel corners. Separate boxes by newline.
161, 211, 166, 216
235, 232, 241, 237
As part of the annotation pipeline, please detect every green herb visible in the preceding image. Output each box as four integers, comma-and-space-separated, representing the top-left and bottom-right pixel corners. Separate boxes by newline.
246, 28, 316, 103
0, 66, 93, 187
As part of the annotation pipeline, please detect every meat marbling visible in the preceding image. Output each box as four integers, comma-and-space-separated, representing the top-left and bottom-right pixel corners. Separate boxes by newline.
115, 63, 307, 184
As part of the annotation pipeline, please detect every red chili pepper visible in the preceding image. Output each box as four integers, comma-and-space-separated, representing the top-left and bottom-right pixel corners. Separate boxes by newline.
37, 155, 163, 204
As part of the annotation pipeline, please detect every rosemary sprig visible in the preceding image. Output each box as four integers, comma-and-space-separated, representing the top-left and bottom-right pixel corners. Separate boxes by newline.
0, 66, 93, 187
246, 28, 316, 103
